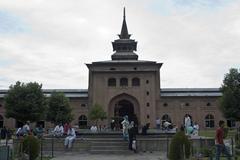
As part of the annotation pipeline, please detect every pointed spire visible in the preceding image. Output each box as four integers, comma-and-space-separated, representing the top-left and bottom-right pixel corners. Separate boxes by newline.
119, 7, 131, 39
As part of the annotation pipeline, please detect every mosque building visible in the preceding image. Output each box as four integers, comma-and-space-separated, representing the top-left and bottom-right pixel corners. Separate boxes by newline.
0, 9, 234, 130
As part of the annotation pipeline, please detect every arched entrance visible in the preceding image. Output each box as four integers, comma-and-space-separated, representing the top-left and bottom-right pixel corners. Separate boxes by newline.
108, 93, 140, 129
114, 100, 134, 122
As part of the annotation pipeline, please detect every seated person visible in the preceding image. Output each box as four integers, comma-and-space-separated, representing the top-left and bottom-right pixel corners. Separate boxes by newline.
90, 125, 97, 133
141, 123, 150, 135
64, 126, 76, 149
16, 125, 24, 138
163, 121, 172, 131
34, 125, 44, 138
53, 124, 64, 137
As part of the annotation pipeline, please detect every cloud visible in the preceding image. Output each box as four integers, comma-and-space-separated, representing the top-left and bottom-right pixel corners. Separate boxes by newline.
0, 0, 239, 89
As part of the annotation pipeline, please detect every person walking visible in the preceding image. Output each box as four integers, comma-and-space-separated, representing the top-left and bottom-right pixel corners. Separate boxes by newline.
215, 120, 231, 160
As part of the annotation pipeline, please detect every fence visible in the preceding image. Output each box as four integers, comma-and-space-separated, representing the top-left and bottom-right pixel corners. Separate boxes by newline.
191, 137, 235, 159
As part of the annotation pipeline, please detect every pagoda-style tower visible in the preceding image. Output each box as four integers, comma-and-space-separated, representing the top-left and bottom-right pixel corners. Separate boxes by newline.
111, 8, 138, 60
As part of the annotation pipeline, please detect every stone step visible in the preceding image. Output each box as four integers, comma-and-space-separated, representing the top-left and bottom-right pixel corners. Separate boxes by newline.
91, 145, 128, 150
91, 142, 128, 147
90, 149, 134, 154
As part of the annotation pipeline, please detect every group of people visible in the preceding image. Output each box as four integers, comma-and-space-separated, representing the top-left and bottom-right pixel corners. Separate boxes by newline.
184, 115, 199, 136
53, 123, 76, 149
15, 121, 45, 138
121, 115, 138, 152
156, 117, 175, 131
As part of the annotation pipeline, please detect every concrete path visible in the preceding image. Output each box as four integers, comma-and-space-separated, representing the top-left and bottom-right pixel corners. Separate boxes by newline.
51, 152, 168, 160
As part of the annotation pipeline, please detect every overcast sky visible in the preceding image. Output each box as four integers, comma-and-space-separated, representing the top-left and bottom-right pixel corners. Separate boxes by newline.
0, 0, 240, 89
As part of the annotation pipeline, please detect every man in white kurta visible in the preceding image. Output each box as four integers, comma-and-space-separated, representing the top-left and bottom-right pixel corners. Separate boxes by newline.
64, 126, 76, 149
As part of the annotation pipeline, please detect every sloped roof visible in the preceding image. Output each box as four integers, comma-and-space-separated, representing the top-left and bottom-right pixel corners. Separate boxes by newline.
160, 88, 221, 97
0, 88, 221, 98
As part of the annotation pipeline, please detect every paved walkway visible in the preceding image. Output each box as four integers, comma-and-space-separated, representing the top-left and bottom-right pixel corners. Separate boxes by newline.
51, 152, 168, 160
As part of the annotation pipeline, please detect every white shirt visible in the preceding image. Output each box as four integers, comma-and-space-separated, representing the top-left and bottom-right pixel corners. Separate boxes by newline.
164, 121, 171, 127
67, 128, 76, 138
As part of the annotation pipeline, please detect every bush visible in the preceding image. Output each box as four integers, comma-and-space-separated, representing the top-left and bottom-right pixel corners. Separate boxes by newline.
200, 146, 215, 158
169, 131, 191, 160
22, 135, 40, 160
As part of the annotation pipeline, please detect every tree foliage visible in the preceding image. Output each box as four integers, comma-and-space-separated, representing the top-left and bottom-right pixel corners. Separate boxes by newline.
22, 135, 40, 160
169, 130, 191, 160
220, 68, 240, 121
4, 81, 47, 123
88, 104, 107, 125
46, 91, 73, 124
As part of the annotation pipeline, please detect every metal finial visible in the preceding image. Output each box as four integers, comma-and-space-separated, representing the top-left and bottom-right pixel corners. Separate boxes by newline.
123, 7, 126, 19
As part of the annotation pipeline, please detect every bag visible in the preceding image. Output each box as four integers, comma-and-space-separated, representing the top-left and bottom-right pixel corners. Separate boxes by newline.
132, 140, 137, 151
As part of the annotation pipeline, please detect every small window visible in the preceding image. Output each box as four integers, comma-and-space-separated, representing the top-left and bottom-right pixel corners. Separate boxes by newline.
134, 67, 137, 70
81, 104, 86, 107
163, 103, 168, 107
185, 103, 190, 106
146, 91, 149, 95
147, 115, 150, 119
0, 104, 2, 107
79, 115, 88, 129
132, 78, 140, 86
108, 78, 116, 86
205, 114, 214, 128
206, 102, 211, 106
120, 78, 128, 86
146, 103, 150, 107
146, 80, 149, 84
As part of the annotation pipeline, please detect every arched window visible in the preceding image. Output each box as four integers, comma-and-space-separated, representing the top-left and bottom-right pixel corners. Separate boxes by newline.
0, 115, 3, 128
132, 78, 140, 86
205, 114, 215, 128
161, 114, 171, 125
120, 78, 128, 86
108, 78, 116, 87
79, 115, 87, 129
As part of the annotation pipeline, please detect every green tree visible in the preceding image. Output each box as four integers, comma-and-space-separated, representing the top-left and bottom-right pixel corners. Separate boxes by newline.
169, 130, 191, 160
89, 104, 107, 126
220, 68, 240, 121
46, 91, 73, 124
4, 81, 47, 123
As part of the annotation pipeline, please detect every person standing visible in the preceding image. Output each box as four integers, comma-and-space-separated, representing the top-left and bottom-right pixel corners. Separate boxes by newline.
110, 119, 115, 131
64, 126, 76, 149
121, 115, 129, 140
128, 121, 137, 152
215, 120, 231, 160
0, 126, 7, 139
